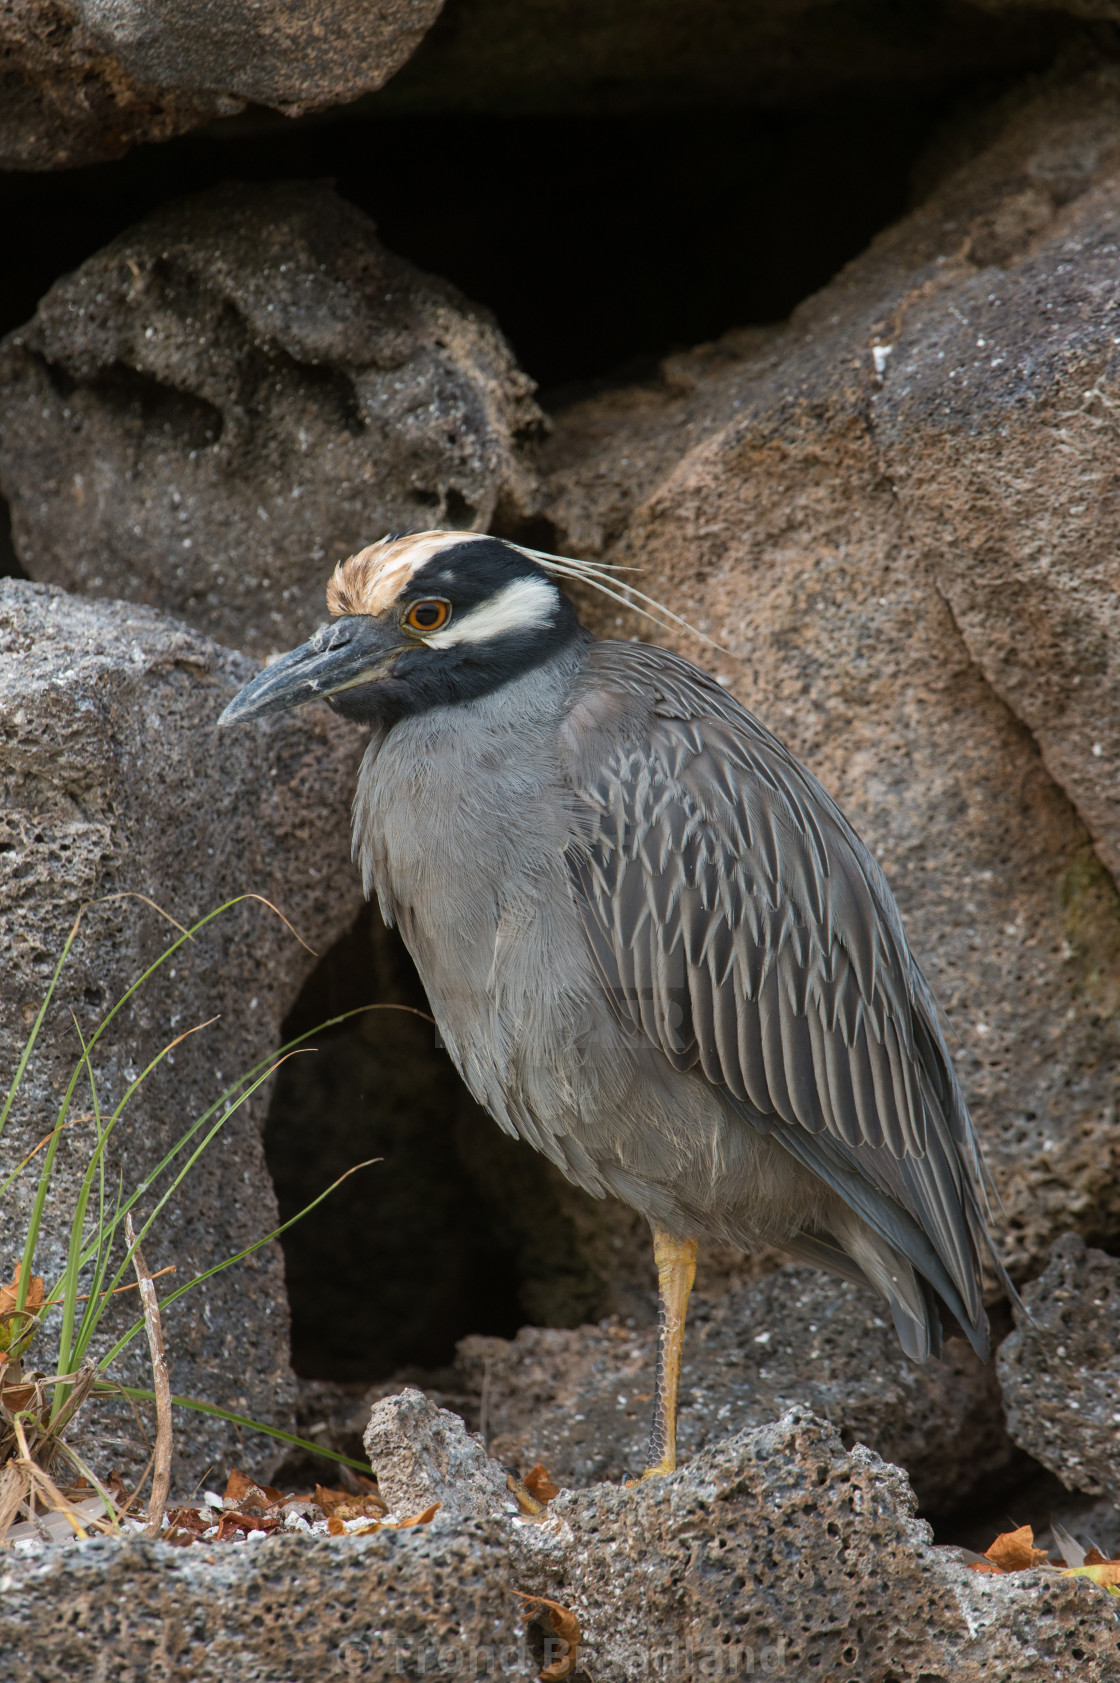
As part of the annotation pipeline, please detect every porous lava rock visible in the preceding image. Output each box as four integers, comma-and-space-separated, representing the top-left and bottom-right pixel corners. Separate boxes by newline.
0, 578, 366, 1482
0, 1409, 1116, 1681
0, 0, 444, 169
376, 0, 1081, 117
0, 180, 542, 656
363, 1386, 514, 1519
455, 1266, 1011, 1514
0, 0, 1089, 170
997, 1233, 1120, 1502
519, 1410, 1119, 1683
540, 69, 1120, 1280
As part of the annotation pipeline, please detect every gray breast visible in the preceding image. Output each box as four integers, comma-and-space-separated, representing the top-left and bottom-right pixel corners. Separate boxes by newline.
349, 645, 825, 1242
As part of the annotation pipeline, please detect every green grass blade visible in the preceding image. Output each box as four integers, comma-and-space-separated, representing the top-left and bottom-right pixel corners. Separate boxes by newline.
16, 1074, 83, 1315
46, 1015, 220, 1306
10, 893, 275, 1312
71, 1004, 422, 1285
97, 1157, 379, 1372
11, 887, 316, 1171
0, 912, 85, 1147
54, 1016, 104, 1391
69, 1058, 290, 1369
99, 1387, 373, 1475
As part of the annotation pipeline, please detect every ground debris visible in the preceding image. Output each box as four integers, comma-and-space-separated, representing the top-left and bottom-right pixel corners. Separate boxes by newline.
966, 1521, 1120, 1597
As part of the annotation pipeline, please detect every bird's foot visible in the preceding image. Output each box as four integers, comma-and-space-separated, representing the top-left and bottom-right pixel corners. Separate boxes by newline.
622, 1456, 677, 1486
640, 1456, 676, 1481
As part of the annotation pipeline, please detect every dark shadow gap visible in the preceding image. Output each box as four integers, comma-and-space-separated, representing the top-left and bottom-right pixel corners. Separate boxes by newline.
2, 93, 986, 390
0, 499, 27, 580
264, 905, 611, 1382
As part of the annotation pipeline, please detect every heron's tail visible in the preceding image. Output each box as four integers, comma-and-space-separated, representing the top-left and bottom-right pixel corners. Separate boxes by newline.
787, 1215, 959, 1364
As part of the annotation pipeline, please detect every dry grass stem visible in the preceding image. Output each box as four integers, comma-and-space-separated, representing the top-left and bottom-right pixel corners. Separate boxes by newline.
125, 1214, 172, 1537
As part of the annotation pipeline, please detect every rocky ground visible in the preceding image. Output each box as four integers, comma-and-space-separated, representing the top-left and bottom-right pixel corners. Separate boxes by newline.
3, 2, 1120, 1677
2, 1398, 1118, 1683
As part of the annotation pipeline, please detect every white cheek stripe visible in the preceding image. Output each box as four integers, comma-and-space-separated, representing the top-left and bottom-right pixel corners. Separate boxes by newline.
424, 576, 558, 648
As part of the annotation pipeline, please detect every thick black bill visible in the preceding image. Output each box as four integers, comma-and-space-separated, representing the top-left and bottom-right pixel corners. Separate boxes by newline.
218, 616, 400, 726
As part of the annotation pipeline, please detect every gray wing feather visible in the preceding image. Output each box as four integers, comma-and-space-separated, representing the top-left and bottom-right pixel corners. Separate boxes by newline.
561, 640, 990, 1335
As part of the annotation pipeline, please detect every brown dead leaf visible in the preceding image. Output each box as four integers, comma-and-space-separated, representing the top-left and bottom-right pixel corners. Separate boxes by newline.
325, 1500, 435, 1537
515, 1592, 582, 1682
314, 1483, 349, 1515
0, 1265, 44, 1319
223, 1468, 285, 1511
0, 1376, 38, 1413
396, 1503, 440, 1528
315, 1482, 386, 1521
1062, 1562, 1120, 1597
507, 1472, 545, 1516
223, 1469, 254, 1504
165, 1506, 210, 1537
215, 1510, 282, 1541
326, 1513, 382, 1537
523, 1464, 560, 1504
0, 1267, 45, 1358
987, 1525, 1049, 1573
968, 1523, 1050, 1574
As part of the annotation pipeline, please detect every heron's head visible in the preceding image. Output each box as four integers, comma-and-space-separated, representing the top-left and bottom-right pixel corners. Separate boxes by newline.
218, 531, 584, 728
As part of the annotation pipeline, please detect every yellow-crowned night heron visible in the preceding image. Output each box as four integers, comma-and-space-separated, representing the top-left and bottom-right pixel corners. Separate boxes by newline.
221, 531, 1000, 1477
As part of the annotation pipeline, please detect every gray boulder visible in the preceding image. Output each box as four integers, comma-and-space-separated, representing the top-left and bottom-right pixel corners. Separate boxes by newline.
455, 1266, 1010, 1513
0, 1410, 1116, 1681
0, 0, 444, 169
0, 579, 366, 1482
363, 1387, 515, 1519
0, 180, 542, 657
540, 71, 1120, 1280
520, 1410, 1120, 1682
998, 1233, 1120, 1503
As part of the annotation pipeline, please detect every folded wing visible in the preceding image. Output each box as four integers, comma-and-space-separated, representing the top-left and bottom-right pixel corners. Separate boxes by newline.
561, 640, 991, 1351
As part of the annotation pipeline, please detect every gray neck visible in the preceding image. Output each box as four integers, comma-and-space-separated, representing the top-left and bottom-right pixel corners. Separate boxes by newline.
352, 639, 589, 916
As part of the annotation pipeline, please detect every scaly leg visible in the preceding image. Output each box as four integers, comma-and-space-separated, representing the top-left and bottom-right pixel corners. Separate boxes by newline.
643, 1227, 698, 1478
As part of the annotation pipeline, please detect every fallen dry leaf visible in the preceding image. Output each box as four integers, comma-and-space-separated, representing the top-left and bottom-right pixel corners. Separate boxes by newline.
507, 1473, 545, 1516
396, 1503, 440, 1528
515, 1592, 582, 1682
1062, 1563, 1120, 1597
328, 1513, 383, 1538
0, 1266, 45, 1357
315, 1483, 386, 1521
215, 1510, 282, 1541
0, 1266, 44, 1319
0, 1376, 38, 1413
523, 1464, 560, 1504
326, 1501, 438, 1537
224, 1468, 285, 1511
165, 1506, 210, 1537
968, 1523, 1049, 1574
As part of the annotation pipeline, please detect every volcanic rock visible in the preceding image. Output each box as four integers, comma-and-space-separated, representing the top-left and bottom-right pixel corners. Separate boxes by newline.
0, 578, 366, 1482
540, 70, 1120, 1279
997, 1233, 1120, 1502
0, 0, 444, 169
1, 1410, 1116, 1681
363, 1387, 515, 1519
455, 1266, 1011, 1514
0, 180, 542, 656
377, 0, 1082, 117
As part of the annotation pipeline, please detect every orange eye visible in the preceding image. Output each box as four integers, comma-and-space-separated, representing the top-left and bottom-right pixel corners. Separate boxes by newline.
402, 598, 452, 634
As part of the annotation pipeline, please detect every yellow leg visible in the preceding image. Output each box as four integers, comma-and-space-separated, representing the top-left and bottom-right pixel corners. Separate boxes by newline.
642, 1227, 698, 1478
